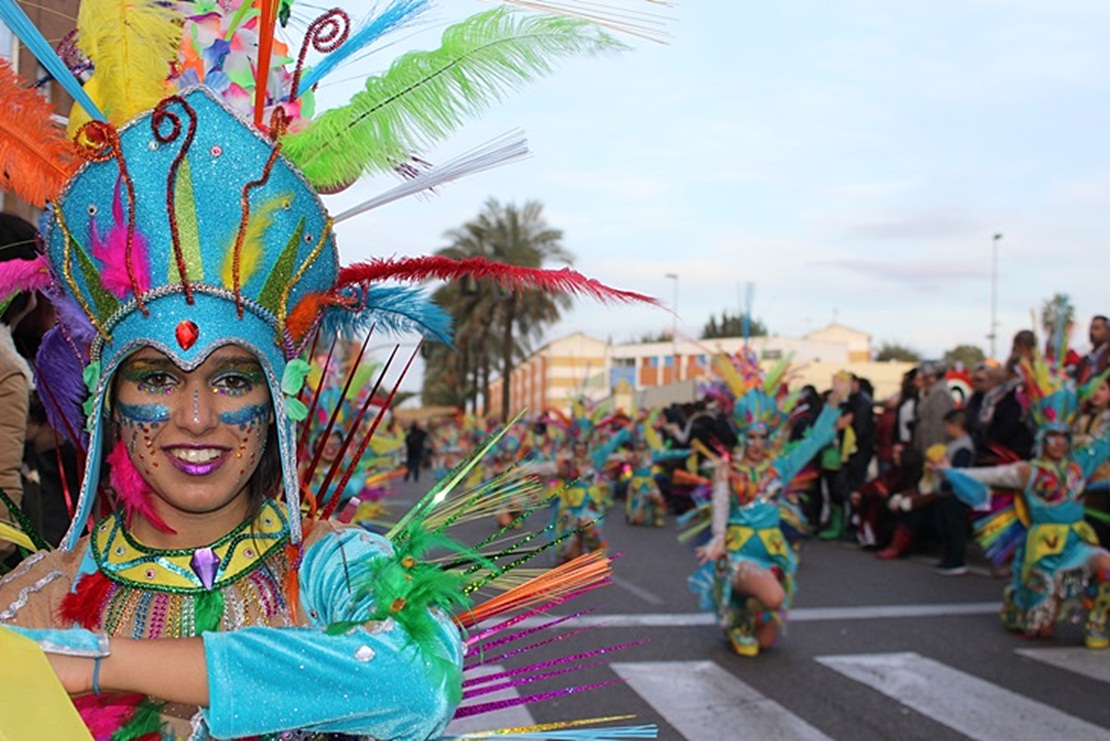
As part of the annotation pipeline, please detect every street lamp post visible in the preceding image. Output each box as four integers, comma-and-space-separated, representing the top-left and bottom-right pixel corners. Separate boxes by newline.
665, 273, 678, 381
989, 233, 1002, 360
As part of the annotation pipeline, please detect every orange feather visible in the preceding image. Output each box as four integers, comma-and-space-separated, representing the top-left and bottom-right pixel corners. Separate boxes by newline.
0, 60, 79, 207
455, 550, 612, 629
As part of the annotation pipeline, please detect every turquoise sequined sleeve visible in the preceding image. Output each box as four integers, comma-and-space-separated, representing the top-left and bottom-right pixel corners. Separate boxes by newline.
774, 403, 840, 485
1075, 433, 1110, 482
203, 528, 463, 740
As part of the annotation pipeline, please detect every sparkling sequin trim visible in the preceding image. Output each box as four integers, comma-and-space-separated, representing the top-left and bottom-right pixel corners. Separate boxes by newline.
0, 569, 66, 622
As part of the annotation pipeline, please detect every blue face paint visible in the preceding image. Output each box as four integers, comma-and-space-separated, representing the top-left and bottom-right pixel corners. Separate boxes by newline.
117, 402, 171, 425
219, 402, 271, 427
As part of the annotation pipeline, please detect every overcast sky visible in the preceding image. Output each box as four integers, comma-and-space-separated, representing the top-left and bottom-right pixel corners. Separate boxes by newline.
312, 0, 1110, 371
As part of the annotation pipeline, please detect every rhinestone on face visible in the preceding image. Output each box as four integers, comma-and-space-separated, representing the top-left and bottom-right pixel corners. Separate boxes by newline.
211, 145, 222, 157
354, 645, 375, 662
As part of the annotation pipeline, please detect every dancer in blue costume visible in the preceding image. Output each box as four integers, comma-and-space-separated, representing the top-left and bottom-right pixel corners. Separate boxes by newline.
939, 310, 1110, 647
624, 412, 688, 527
0, 1, 663, 737
689, 351, 845, 656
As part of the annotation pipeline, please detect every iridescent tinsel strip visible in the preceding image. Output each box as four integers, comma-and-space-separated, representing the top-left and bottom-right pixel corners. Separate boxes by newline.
451, 679, 618, 719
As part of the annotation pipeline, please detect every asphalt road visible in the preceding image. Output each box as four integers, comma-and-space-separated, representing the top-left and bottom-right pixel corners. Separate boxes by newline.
386, 476, 1110, 741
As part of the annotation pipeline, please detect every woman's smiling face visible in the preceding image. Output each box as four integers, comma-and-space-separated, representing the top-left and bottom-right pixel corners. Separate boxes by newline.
113, 345, 274, 527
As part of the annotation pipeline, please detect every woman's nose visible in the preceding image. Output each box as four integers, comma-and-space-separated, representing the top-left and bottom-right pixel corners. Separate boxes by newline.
176, 385, 218, 433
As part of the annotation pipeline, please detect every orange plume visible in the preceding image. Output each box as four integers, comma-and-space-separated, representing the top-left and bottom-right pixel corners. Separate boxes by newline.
455, 550, 612, 629
0, 60, 79, 207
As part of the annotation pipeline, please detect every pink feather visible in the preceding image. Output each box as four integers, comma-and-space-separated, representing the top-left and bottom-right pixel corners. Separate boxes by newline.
338, 256, 660, 306
106, 438, 176, 534
89, 179, 151, 299
0, 254, 51, 301
73, 692, 144, 741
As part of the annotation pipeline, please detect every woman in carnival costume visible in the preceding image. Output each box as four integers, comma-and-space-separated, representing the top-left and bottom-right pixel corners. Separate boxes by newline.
541, 401, 629, 564
938, 313, 1110, 648
623, 411, 688, 527
688, 350, 845, 656
0, 1, 664, 738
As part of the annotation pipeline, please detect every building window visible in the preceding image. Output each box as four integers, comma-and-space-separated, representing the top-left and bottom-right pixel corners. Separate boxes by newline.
613, 357, 635, 367
663, 356, 673, 367
648, 357, 658, 367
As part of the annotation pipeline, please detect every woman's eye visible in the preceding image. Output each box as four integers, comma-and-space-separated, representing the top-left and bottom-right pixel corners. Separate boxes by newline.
136, 372, 177, 393
212, 373, 256, 396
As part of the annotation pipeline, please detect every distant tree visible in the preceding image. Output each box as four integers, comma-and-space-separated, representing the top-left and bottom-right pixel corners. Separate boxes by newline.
701, 311, 767, 339
639, 329, 673, 343
1040, 293, 1075, 338
943, 344, 985, 370
875, 342, 921, 362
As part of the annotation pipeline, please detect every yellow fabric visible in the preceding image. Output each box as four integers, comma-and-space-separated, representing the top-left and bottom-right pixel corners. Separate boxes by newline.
725, 525, 754, 551
0, 629, 92, 740
95, 499, 287, 589
758, 529, 790, 558
840, 425, 857, 461
1023, 523, 1070, 578
1074, 520, 1099, 546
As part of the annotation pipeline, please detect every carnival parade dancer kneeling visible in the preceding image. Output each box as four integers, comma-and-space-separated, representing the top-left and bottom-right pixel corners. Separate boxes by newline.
688, 351, 845, 656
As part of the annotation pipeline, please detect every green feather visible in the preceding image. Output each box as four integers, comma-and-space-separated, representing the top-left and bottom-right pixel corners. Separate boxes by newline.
281, 8, 624, 190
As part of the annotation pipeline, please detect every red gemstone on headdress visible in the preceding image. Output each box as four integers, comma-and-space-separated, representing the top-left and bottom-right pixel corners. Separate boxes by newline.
176, 320, 199, 350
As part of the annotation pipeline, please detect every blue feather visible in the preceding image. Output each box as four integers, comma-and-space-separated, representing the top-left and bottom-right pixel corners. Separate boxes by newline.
297, 0, 431, 92
35, 325, 89, 448
0, 0, 105, 121
321, 284, 453, 344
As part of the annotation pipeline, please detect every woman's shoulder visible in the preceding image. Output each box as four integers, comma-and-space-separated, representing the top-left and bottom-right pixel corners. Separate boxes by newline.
0, 544, 87, 626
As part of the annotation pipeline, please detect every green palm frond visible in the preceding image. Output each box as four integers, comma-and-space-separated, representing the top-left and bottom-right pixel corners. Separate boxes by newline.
281, 8, 624, 190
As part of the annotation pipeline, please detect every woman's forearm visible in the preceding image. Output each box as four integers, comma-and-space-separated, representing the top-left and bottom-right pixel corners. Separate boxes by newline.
101, 637, 209, 706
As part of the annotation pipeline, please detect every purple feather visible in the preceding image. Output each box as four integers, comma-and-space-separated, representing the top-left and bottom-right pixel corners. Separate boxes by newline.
35, 325, 89, 448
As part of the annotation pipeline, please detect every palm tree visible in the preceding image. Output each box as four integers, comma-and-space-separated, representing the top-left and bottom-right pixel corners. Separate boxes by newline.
427, 198, 574, 419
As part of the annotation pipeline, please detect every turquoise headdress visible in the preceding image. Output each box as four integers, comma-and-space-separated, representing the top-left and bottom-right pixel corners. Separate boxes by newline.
0, 0, 659, 549
710, 346, 796, 442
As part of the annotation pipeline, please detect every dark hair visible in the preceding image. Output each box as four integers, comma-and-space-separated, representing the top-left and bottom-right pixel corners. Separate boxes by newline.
943, 408, 967, 430
1094, 315, 1109, 324
0, 213, 40, 324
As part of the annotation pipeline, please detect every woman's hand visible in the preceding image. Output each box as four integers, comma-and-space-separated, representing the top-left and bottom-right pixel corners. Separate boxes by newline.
44, 654, 95, 695
696, 534, 726, 564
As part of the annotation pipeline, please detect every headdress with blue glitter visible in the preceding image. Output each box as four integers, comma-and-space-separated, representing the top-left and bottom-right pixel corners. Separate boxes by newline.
0, 0, 658, 549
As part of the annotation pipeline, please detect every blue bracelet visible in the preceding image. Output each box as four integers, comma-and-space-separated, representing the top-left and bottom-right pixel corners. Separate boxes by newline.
92, 656, 102, 695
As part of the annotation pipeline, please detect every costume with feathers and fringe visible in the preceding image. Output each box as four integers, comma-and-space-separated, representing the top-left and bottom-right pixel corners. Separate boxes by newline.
623, 411, 687, 527
0, 0, 665, 737
684, 348, 840, 656
943, 305, 1110, 647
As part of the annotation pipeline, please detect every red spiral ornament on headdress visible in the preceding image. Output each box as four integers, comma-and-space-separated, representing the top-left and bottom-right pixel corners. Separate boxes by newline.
152, 96, 198, 304
291, 8, 351, 103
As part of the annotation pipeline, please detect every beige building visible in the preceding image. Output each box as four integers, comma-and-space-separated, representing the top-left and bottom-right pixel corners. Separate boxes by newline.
804, 323, 873, 362
486, 332, 611, 419
487, 323, 906, 417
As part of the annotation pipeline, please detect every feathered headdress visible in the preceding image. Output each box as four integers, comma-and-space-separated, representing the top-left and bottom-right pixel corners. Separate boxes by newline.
0, 0, 660, 549
710, 345, 796, 442
1019, 295, 1079, 445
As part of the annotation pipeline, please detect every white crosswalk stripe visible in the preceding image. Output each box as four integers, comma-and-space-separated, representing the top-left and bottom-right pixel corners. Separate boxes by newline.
612, 660, 833, 740
816, 651, 1110, 741
445, 649, 1110, 739
1015, 646, 1110, 683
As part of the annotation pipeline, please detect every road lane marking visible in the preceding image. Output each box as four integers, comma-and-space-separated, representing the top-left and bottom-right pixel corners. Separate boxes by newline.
519, 602, 1001, 628
1015, 646, 1110, 683
817, 651, 1110, 741
612, 660, 832, 740
613, 574, 667, 605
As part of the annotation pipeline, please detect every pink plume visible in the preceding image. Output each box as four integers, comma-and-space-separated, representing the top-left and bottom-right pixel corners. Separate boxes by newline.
0, 255, 52, 301
338, 256, 660, 306
89, 180, 151, 299
106, 438, 176, 534
73, 692, 144, 741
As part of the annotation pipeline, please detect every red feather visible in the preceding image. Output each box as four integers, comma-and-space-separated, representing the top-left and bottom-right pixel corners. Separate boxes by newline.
73, 692, 145, 741
60, 570, 115, 629
338, 256, 659, 305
